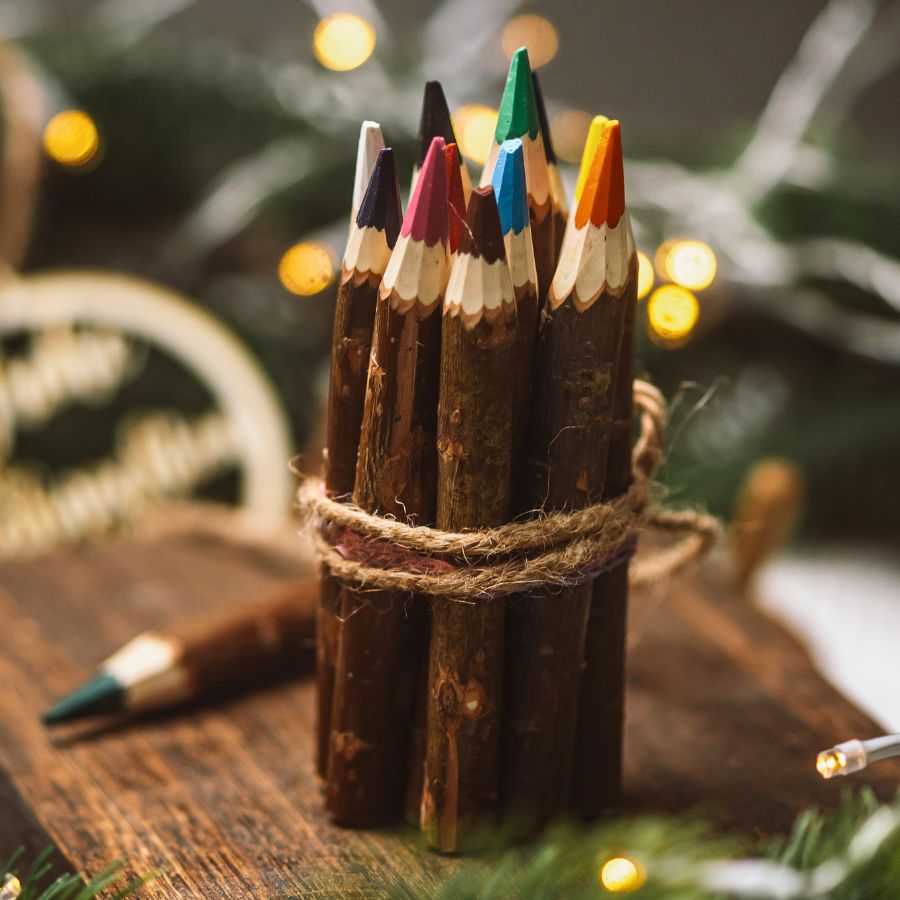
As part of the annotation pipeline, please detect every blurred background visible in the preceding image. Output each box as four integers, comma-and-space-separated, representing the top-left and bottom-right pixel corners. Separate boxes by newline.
1, 1, 898, 720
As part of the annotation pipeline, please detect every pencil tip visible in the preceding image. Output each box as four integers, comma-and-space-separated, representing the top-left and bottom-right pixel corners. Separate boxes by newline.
417, 81, 457, 167
576, 120, 625, 230
495, 47, 540, 143
356, 148, 402, 248
445, 142, 466, 254
575, 114, 609, 202
42, 673, 124, 725
403, 136, 448, 246
491, 138, 528, 236
531, 72, 556, 163
458, 186, 505, 263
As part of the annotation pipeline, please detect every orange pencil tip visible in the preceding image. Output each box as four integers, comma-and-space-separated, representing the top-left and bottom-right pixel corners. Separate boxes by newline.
575, 120, 625, 230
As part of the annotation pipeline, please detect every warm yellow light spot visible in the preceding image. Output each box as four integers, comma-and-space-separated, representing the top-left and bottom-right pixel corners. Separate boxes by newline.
0, 874, 21, 900
665, 240, 717, 291
600, 856, 646, 893
313, 13, 376, 71
817, 749, 847, 780
43, 110, 100, 167
647, 285, 700, 342
549, 108, 592, 164
501, 15, 559, 68
637, 251, 654, 300
453, 105, 499, 165
279, 242, 335, 295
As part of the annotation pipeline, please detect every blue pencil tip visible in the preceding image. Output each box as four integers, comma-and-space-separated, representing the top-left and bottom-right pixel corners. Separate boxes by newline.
491, 138, 529, 236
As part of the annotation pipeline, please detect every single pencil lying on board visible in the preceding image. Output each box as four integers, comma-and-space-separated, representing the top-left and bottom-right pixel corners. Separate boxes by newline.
42, 578, 318, 725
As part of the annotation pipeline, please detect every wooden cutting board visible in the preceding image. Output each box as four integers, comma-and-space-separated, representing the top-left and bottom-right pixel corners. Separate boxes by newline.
0, 510, 895, 897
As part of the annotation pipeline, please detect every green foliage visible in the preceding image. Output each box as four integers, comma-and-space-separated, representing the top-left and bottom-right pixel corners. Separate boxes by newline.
0, 848, 153, 900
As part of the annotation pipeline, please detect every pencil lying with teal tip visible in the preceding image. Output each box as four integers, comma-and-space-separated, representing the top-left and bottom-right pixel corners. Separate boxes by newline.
42, 578, 318, 725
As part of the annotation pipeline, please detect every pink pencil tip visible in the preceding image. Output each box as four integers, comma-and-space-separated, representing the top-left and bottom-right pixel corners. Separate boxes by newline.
403, 136, 448, 246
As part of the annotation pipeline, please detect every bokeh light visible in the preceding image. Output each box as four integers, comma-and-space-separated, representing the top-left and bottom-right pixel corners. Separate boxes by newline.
637, 251, 654, 299
313, 13, 376, 71
501, 14, 559, 68
647, 285, 700, 342
279, 242, 335, 295
665, 239, 717, 290
600, 856, 646, 893
549, 108, 593, 164
43, 110, 100, 167
453, 105, 499, 165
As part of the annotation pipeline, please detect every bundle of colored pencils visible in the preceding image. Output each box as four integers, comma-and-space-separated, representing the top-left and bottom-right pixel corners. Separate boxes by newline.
320, 47, 638, 851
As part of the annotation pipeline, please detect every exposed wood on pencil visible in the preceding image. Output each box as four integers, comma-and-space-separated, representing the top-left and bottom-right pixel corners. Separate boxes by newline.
350, 121, 385, 229
491, 137, 538, 505
531, 72, 567, 263
43, 578, 319, 724
480, 47, 554, 303
412, 81, 472, 203
502, 121, 634, 832
326, 137, 450, 826
317, 148, 402, 776
422, 186, 517, 852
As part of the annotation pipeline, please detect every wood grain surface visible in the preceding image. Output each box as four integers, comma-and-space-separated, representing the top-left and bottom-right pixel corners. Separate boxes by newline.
0, 513, 897, 896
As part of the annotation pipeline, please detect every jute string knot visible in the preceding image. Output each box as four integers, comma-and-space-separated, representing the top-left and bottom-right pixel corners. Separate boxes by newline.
295, 379, 720, 600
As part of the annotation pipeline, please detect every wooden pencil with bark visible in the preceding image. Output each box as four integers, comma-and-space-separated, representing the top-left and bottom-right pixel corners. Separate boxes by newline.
502, 120, 634, 831
325, 136, 450, 826
317, 147, 402, 777
421, 186, 517, 852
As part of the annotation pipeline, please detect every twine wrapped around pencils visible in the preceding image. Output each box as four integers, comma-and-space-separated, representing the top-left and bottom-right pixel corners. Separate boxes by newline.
296, 380, 720, 600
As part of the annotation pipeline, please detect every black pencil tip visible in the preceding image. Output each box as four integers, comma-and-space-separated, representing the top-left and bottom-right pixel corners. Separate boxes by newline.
42, 673, 125, 725
355, 148, 403, 248
459, 187, 505, 264
416, 81, 457, 167
531, 71, 556, 164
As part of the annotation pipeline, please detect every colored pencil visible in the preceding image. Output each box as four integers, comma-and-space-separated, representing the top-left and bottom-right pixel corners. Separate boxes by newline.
43, 579, 318, 724
412, 81, 472, 203
317, 148, 403, 776
326, 136, 450, 826
490, 137, 538, 505
502, 121, 634, 831
574, 114, 608, 204
531, 72, 568, 262
569, 121, 637, 817
350, 120, 385, 229
422, 186, 517, 852
480, 48, 554, 303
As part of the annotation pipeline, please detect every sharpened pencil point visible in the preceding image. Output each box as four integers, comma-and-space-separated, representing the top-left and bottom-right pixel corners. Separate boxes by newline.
491, 139, 528, 236
356, 148, 402, 248
445, 143, 466, 254
458, 187, 505, 263
495, 47, 540, 143
416, 82, 458, 168
42, 673, 124, 725
576, 120, 625, 230
531, 72, 556, 164
575, 115, 609, 203
403, 136, 448, 247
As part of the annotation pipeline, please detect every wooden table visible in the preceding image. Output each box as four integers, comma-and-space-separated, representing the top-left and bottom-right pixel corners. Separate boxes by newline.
0, 512, 896, 897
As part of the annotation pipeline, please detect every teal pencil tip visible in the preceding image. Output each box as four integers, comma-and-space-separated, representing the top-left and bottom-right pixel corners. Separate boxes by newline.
42, 673, 124, 725
495, 46, 540, 143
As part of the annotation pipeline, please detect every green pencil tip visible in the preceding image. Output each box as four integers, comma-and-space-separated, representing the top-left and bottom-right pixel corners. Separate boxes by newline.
495, 47, 540, 143
42, 673, 124, 725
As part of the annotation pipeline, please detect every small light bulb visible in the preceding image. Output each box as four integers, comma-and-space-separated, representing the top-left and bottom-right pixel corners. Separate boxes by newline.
452, 105, 499, 165
0, 874, 22, 900
816, 740, 868, 779
600, 856, 646, 893
279, 242, 335, 296
665, 240, 717, 291
43, 110, 100, 167
313, 14, 376, 71
636, 251, 654, 299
